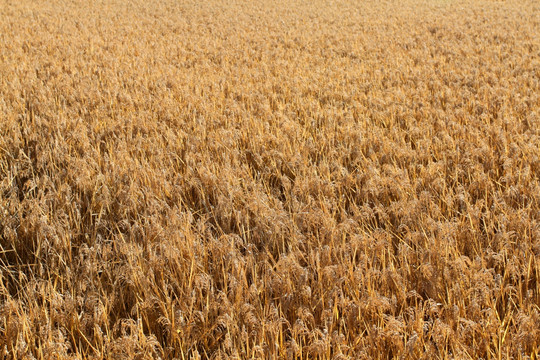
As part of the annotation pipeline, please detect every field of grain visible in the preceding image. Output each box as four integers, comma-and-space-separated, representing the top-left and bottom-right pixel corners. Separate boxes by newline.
0, 0, 539, 358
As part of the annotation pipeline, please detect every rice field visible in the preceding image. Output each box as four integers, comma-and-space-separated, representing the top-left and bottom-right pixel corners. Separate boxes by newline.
0, 0, 539, 358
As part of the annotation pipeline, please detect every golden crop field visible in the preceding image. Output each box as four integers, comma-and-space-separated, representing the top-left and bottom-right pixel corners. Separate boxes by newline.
0, 0, 539, 358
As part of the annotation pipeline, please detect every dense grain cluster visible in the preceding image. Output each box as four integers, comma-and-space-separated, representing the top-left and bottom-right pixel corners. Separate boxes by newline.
1, 0, 539, 358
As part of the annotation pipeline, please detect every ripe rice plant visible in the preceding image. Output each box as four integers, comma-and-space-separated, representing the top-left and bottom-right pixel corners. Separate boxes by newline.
0, 0, 539, 358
